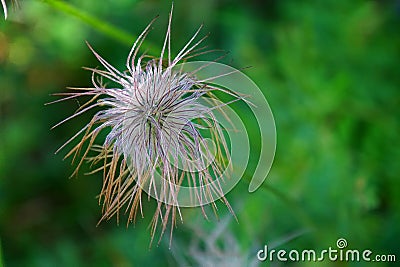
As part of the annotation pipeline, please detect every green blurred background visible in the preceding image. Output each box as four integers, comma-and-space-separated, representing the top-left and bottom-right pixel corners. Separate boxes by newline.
1, 0, 399, 266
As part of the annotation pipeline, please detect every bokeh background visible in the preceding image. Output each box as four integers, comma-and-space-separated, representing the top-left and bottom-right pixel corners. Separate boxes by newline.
1, 0, 399, 266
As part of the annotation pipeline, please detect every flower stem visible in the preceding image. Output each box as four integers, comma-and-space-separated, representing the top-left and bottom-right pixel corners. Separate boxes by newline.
40, 0, 159, 54
243, 174, 315, 229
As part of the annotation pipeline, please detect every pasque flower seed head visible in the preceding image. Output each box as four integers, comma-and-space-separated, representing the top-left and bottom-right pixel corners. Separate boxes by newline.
50, 5, 242, 243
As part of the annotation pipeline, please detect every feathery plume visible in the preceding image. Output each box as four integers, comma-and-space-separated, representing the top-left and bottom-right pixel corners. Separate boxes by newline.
171, 216, 261, 267
1, 0, 7, 19
50, 5, 242, 243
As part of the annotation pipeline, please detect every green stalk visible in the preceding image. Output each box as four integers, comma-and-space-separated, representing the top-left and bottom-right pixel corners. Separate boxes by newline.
260, 183, 315, 229
40, 0, 159, 54
243, 173, 315, 229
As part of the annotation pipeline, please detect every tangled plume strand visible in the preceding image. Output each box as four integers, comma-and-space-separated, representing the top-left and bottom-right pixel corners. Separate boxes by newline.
50, 5, 244, 243
1, 0, 7, 19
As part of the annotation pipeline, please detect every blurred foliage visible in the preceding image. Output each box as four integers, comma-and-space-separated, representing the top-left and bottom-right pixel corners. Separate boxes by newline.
1, 0, 399, 266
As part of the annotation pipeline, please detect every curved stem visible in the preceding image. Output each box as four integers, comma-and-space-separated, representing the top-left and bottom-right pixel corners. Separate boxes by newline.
40, 0, 159, 54
243, 174, 316, 229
